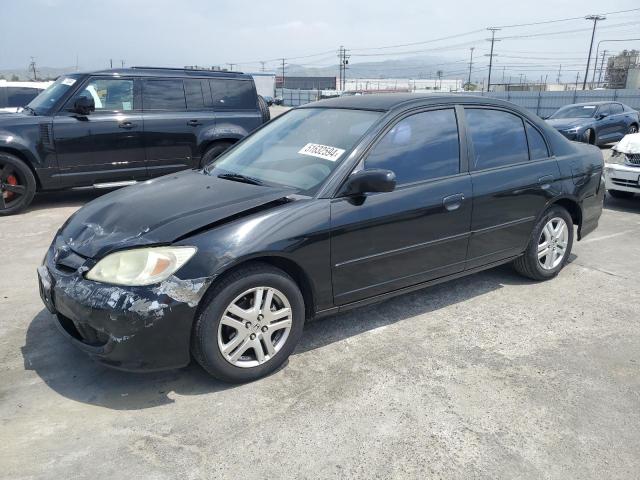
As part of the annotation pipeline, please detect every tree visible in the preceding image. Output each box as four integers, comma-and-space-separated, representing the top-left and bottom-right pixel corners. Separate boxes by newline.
10, 74, 20, 81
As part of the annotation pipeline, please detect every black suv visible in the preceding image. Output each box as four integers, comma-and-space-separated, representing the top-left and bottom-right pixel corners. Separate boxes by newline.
0, 67, 270, 215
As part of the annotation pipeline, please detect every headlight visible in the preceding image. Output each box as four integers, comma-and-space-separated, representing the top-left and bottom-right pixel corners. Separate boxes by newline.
564, 127, 580, 133
85, 246, 197, 286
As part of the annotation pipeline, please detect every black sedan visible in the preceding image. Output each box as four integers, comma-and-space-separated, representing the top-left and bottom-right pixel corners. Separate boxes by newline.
38, 94, 605, 383
546, 101, 639, 145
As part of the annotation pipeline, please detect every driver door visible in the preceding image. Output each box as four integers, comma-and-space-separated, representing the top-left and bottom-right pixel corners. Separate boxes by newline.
52, 76, 146, 187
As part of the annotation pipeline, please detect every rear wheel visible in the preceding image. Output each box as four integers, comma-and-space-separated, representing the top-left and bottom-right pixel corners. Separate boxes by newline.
608, 189, 634, 199
513, 206, 573, 281
200, 141, 234, 168
257, 95, 271, 123
192, 263, 305, 383
0, 152, 36, 216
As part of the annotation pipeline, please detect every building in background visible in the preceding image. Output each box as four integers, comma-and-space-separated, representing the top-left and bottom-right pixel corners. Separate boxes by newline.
276, 76, 336, 90
344, 78, 462, 93
604, 50, 640, 89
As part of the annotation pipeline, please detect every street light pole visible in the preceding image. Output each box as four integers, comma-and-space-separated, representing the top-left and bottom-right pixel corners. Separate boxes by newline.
467, 47, 474, 90
583, 15, 606, 90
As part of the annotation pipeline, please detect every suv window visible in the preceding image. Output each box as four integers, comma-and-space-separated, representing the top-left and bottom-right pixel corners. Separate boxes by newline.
365, 109, 460, 185
143, 79, 186, 111
4, 87, 41, 108
465, 108, 529, 169
526, 123, 549, 160
184, 79, 206, 110
209, 79, 256, 109
610, 103, 623, 115
67, 78, 134, 112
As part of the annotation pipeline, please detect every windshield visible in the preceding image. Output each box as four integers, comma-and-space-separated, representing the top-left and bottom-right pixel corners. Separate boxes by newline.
27, 75, 80, 114
207, 108, 382, 194
550, 105, 597, 119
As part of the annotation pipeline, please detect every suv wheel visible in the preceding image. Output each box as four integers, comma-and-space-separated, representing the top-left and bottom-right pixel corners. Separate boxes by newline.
513, 205, 574, 281
200, 142, 234, 168
257, 95, 271, 123
192, 263, 305, 383
0, 152, 36, 216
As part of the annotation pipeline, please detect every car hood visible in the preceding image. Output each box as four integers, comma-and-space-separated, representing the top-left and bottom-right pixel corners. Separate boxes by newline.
613, 132, 640, 154
61, 169, 297, 258
546, 118, 591, 130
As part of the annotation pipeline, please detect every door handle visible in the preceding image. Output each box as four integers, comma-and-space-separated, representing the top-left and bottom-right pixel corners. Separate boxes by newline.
118, 121, 136, 129
187, 120, 202, 126
538, 175, 554, 189
442, 193, 465, 211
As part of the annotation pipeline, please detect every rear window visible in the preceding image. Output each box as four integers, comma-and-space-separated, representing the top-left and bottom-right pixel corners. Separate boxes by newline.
184, 79, 205, 110
143, 79, 186, 111
209, 79, 256, 109
610, 103, 623, 115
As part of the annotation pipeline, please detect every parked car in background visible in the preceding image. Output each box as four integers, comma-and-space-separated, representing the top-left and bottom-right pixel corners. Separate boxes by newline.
0, 80, 52, 113
262, 95, 274, 106
604, 132, 640, 199
38, 94, 604, 382
546, 101, 639, 146
0, 67, 269, 215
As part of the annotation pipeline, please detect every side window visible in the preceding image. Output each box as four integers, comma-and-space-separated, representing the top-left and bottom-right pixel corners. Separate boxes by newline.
597, 104, 611, 116
209, 79, 256, 109
365, 109, 460, 185
610, 103, 623, 115
184, 79, 205, 110
465, 108, 528, 169
142, 79, 186, 111
5, 87, 40, 108
67, 78, 134, 112
526, 123, 549, 160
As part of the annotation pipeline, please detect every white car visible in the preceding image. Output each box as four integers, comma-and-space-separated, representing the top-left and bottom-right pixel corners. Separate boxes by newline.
0, 80, 52, 113
604, 132, 640, 199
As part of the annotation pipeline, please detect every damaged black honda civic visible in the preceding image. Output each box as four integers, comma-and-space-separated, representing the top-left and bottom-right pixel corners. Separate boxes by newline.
38, 94, 604, 383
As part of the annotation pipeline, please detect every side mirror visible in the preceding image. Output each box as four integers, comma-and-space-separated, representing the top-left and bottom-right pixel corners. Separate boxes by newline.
596, 113, 607, 120
72, 95, 95, 115
339, 168, 396, 197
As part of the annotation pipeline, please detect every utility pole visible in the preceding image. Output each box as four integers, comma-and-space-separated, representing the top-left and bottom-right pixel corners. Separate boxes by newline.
260, 61, 266, 72
467, 47, 474, 90
485, 27, 500, 92
557, 65, 562, 84
281, 58, 286, 89
226, 63, 235, 71
337, 46, 350, 91
575, 72, 580, 90
121, 60, 125, 68
597, 50, 607, 86
110, 59, 113, 68
29, 57, 37, 81
583, 15, 606, 90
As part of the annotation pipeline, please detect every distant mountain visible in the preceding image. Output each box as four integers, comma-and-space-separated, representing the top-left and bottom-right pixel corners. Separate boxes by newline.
0, 66, 77, 81
286, 55, 465, 79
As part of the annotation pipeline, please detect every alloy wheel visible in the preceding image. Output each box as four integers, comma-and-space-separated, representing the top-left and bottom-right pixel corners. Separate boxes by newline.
629, 125, 638, 134
537, 217, 569, 270
0, 163, 27, 211
217, 286, 292, 368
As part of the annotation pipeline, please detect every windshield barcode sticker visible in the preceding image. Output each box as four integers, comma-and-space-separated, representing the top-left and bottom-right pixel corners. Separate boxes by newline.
298, 143, 345, 162
61, 78, 76, 86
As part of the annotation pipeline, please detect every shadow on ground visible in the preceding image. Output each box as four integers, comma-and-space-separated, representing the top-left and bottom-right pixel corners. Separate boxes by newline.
22, 264, 536, 410
604, 193, 640, 214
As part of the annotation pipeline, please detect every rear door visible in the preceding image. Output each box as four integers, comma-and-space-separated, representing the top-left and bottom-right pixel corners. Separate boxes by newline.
464, 107, 561, 270
141, 78, 200, 176
608, 103, 627, 140
52, 76, 146, 186
330, 107, 472, 305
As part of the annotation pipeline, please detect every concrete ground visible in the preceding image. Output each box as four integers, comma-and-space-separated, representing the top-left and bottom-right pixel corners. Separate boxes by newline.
1, 148, 639, 479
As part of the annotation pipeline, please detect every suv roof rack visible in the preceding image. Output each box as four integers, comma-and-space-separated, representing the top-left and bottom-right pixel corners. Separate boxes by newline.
130, 66, 244, 74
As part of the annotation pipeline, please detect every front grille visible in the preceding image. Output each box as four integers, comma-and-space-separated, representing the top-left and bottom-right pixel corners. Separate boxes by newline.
626, 153, 640, 166
612, 178, 640, 189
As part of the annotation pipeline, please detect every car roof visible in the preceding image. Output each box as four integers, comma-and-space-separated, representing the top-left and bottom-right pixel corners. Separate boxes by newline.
75, 67, 252, 80
562, 101, 617, 107
298, 93, 524, 112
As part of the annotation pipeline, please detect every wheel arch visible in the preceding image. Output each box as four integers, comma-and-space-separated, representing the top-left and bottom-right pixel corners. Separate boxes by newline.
199, 138, 238, 156
199, 255, 317, 321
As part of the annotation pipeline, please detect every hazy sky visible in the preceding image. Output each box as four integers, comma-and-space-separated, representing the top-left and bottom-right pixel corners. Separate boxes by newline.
2, 0, 640, 82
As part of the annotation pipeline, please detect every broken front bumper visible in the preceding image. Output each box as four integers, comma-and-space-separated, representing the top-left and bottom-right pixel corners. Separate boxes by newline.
604, 162, 640, 194
38, 241, 212, 372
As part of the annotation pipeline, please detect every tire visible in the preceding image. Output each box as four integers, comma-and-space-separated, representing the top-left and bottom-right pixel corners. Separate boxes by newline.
628, 124, 638, 135
199, 141, 234, 168
584, 128, 595, 145
608, 189, 634, 199
0, 152, 36, 216
257, 95, 271, 123
513, 205, 574, 281
191, 263, 305, 383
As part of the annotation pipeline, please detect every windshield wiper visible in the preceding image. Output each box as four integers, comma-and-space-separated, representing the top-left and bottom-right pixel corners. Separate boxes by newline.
22, 105, 37, 115
217, 173, 264, 186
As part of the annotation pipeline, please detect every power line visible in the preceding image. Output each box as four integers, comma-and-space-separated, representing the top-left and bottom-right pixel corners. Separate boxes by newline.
493, 7, 640, 28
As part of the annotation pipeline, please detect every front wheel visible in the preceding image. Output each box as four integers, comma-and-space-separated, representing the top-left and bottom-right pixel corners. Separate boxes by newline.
513, 206, 574, 281
628, 124, 638, 135
0, 152, 36, 216
192, 263, 305, 383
